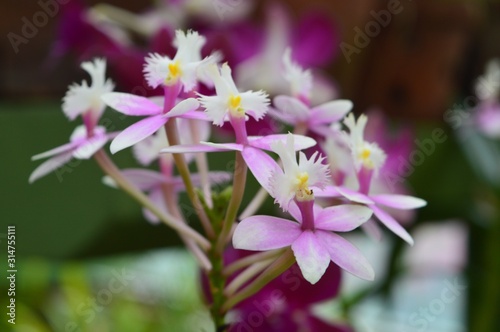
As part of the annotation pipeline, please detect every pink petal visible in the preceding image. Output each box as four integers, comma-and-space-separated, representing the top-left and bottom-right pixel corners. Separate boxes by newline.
29, 151, 74, 183
309, 100, 353, 126
267, 107, 296, 125
248, 134, 316, 151
179, 111, 211, 121
371, 205, 414, 246
241, 146, 280, 194
316, 230, 375, 281
371, 194, 427, 210
73, 135, 109, 159
233, 216, 302, 251
361, 219, 383, 242
161, 143, 237, 154
120, 169, 165, 191
315, 205, 373, 232
273, 95, 309, 122
166, 98, 200, 118
110, 115, 167, 154
142, 188, 168, 225
31, 141, 79, 161
313, 185, 342, 198
102, 92, 161, 116
291, 230, 331, 284
201, 142, 244, 151
336, 186, 374, 205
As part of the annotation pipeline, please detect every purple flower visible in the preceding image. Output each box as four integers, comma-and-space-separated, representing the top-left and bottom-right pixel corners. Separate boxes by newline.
233, 200, 374, 284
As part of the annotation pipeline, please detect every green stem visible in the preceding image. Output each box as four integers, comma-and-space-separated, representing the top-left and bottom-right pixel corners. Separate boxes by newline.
221, 249, 295, 312
216, 152, 247, 253
165, 120, 215, 239
93, 150, 210, 250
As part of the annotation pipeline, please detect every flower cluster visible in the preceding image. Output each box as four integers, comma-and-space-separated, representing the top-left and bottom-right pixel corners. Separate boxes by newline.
31, 28, 426, 329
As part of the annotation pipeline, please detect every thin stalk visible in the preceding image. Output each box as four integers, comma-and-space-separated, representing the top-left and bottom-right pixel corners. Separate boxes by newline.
162, 183, 212, 271
189, 119, 213, 208
165, 120, 215, 239
216, 152, 247, 254
223, 250, 284, 277
93, 150, 210, 250
224, 258, 275, 297
221, 249, 295, 312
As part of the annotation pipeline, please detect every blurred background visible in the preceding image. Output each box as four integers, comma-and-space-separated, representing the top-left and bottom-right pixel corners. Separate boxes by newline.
1, 0, 500, 331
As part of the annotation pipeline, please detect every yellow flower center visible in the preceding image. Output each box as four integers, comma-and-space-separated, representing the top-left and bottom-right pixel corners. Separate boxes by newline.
164, 61, 182, 85
359, 147, 374, 169
295, 172, 313, 200
229, 95, 242, 110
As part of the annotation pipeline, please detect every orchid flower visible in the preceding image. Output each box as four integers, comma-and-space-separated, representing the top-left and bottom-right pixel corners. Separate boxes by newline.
266, 49, 351, 136
29, 126, 115, 183
143, 29, 218, 92
342, 113, 387, 193
62, 58, 115, 132
198, 62, 269, 128
163, 63, 318, 193
103, 169, 231, 224
102, 92, 209, 154
268, 133, 330, 210
233, 200, 374, 284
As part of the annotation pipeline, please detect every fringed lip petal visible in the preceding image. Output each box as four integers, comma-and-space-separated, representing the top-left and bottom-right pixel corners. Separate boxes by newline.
233, 215, 302, 251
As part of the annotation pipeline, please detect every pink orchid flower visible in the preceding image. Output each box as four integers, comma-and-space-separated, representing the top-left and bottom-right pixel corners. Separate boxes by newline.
161, 63, 317, 193
233, 200, 374, 284
30, 126, 116, 183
